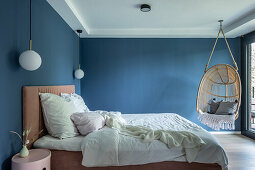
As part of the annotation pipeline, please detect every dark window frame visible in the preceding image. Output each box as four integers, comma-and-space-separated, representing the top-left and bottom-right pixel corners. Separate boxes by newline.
241, 32, 255, 140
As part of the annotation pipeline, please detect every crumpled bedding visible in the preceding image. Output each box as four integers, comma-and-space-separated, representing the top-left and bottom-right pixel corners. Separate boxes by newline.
81, 113, 228, 170
34, 113, 228, 170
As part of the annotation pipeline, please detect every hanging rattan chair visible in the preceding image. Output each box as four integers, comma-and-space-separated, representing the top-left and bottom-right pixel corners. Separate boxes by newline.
197, 64, 241, 118
196, 20, 241, 130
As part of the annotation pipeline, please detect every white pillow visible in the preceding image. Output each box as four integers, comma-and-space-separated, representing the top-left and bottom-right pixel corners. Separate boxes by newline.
70, 112, 105, 135
61, 93, 89, 112
39, 93, 80, 139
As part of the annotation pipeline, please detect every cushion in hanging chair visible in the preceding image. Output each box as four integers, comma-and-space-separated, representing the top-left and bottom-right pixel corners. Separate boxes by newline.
208, 99, 221, 114
215, 101, 238, 115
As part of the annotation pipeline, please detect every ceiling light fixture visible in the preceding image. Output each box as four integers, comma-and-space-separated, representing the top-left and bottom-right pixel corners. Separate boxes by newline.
140, 4, 151, 12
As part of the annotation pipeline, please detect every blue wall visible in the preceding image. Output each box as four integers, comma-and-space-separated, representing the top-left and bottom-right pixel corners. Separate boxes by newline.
0, 1, 242, 169
0, 0, 80, 169
80, 38, 241, 131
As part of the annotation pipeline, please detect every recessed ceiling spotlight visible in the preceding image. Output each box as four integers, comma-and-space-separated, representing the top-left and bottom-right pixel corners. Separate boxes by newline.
140, 4, 151, 12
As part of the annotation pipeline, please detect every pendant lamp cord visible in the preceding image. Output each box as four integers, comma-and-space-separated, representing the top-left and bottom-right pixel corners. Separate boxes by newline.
204, 20, 238, 72
29, 0, 32, 50
78, 32, 80, 69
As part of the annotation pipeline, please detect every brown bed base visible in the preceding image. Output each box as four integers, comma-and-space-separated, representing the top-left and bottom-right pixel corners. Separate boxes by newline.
23, 85, 221, 170
51, 150, 221, 170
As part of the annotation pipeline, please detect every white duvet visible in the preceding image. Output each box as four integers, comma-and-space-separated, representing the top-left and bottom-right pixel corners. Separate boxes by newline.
82, 113, 228, 170
34, 113, 228, 170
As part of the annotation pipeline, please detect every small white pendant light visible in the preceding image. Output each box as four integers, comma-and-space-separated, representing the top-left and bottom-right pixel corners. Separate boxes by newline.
74, 30, 84, 79
19, 0, 41, 71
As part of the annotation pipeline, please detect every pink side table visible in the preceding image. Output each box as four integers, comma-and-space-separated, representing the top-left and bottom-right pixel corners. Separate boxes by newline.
12, 149, 51, 170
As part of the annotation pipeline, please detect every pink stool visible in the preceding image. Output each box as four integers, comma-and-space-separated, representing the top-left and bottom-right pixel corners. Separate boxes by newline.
12, 149, 51, 170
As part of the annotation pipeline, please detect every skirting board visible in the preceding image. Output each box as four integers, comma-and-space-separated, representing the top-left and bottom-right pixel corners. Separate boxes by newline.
209, 131, 241, 135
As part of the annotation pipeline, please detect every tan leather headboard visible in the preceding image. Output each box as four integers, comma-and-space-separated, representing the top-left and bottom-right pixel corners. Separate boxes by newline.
23, 85, 75, 147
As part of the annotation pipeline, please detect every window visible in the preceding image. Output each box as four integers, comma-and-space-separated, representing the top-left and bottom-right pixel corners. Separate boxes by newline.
249, 43, 255, 130
242, 38, 255, 139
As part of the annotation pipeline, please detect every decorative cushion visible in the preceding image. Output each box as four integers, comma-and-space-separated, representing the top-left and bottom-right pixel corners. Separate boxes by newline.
61, 93, 89, 113
70, 112, 105, 135
215, 101, 238, 115
209, 99, 221, 114
39, 93, 80, 139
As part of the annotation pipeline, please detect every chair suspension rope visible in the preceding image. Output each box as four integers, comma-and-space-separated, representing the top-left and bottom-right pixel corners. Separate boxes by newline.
204, 29, 221, 72
220, 29, 238, 71
204, 20, 238, 72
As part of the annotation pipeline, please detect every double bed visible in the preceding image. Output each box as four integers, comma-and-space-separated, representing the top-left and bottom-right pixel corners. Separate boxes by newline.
23, 85, 226, 170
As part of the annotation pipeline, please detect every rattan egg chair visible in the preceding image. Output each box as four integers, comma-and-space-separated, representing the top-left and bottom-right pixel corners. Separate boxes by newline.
197, 64, 241, 118
196, 20, 241, 130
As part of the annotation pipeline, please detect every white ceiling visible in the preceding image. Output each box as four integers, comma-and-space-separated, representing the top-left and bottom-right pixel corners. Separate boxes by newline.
47, 0, 255, 38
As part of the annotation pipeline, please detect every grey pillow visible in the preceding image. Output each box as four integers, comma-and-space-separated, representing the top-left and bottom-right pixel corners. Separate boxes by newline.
215, 101, 238, 115
209, 99, 221, 114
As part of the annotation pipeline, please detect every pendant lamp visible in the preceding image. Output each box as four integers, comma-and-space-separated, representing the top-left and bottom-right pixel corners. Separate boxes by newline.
74, 30, 84, 79
19, 0, 41, 71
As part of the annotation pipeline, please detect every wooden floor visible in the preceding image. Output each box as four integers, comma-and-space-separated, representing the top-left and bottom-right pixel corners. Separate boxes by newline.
215, 134, 255, 170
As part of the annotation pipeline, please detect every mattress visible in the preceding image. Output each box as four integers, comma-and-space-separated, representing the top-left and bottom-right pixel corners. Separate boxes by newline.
34, 113, 228, 169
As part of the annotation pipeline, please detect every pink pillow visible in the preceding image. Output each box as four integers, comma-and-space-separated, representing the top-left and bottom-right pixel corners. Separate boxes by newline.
70, 112, 105, 135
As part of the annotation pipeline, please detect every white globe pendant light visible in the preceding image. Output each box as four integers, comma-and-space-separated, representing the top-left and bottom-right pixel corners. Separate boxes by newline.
19, 0, 41, 71
19, 49, 41, 71
75, 68, 84, 79
74, 30, 84, 79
